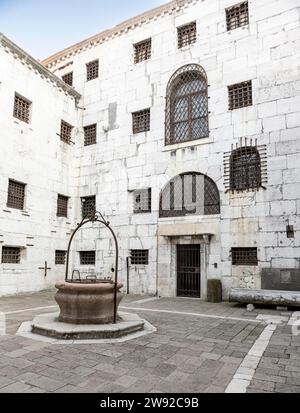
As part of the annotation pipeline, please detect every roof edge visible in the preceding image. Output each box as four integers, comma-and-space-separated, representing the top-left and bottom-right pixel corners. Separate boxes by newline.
0, 32, 81, 101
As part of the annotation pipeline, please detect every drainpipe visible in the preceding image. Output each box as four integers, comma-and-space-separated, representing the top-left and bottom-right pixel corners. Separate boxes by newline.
126, 257, 130, 295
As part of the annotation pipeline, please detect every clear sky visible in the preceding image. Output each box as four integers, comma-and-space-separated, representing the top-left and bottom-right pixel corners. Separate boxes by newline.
0, 0, 166, 60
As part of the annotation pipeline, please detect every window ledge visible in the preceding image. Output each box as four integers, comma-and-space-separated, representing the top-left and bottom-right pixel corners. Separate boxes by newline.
162, 137, 212, 152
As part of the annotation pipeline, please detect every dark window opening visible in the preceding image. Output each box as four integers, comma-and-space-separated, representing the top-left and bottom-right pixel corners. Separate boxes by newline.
7, 180, 26, 210
13, 94, 31, 123
55, 250, 67, 265
134, 189, 152, 213
2, 247, 21, 264
130, 250, 149, 265
86, 60, 99, 81
230, 146, 262, 191
80, 251, 96, 266
178, 22, 197, 48
60, 120, 73, 144
62, 72, 73, 86
134, 39, 152, 64
132, 109, 150, 134
57, 195, 69, 218
228, 81, 252, 110
226, 1, 249, 31
232, 248, 258, 266
81, 196, 96, 218
84, 124, 97, 146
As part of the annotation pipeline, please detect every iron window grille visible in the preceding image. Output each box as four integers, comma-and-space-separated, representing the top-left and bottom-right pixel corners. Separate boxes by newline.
228, 80, 252, 110
134, 39, 152, 64
224, 138, 267, 192
130, 250, 149, 265
178, 22, 197, 48
132, 109, 150, 134
86, 60, 99, 81
62, 72, 73, 86
159, 172, 220, 218
226, 2, 249, 31
232, 248, 258, 266
7, 180, 26, 210
287, 225, 295, 239
81, 196, 96, 218
13, 94, 31, 123
60, 120, 73, 144
133, 189, 152, 213
80, 251, 96, 266
165, 64, 209, 145
57, 195, 69, 218
2, 247, 21, 264
55, 250, 67, 265
84, 124, 97, 146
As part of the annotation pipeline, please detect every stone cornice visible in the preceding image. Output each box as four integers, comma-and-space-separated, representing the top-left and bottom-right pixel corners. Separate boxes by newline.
0, 33, 81, 101
42, 0, 197, 68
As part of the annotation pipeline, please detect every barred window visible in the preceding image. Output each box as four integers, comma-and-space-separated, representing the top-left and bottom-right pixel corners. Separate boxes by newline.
62, 72, 73, 86
134, 39, 152, 64
13, 94, 31, 123
228, 81, 252, 110
130, 250, 149, 265
86, 60, 99, 81
60, 120, 73, 144
81, 196, 96, 218
160, 172, 220, 218
132, 109, 150, 134
178, 22, 197, 48
57, 195, 69, 218
7, 180, 26, 210
2, 247, 21, 264
226, 2, 249, 31
84, 124, 97, 146
166, 65, 209, 145
80, 251, 96, 266
230, 147, 262, 191
55, 250, 66, 265
232, 248, 258, 266
134, 189, 152, 213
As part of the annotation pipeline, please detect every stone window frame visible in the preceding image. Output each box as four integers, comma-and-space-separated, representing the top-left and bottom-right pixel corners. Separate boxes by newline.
80, 251, 96, 266
57, 194, 69, 218
177, 21, 197, 49
226, 1, 249, 32
86, 60, 99, 81
130, 250, 149, 266
55, 250, 67, 265
134, 38, 152, 64
62, 72, 73, 86
84, 124, 97, 147
132, 109, 151, 134
1, 247, 21, 264
13, 93, 31, 124
133, 188, 152, 213
231, 248, 258, 266
165, 64, 209, 146
7, 179, 26, 210
228, 80, 253, 110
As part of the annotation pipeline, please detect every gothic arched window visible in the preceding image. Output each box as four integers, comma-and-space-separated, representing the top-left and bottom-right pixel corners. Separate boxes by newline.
230, 147, 262, 191
165, 65, 209, 145
159, 172, 220, 218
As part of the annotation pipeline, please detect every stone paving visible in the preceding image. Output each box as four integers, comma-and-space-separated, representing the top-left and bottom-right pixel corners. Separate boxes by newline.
0, 290, 299, 393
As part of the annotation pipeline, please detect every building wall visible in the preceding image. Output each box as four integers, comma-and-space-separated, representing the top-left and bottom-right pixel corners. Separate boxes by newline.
1, 0, 300, 298
0, 42, 79, 295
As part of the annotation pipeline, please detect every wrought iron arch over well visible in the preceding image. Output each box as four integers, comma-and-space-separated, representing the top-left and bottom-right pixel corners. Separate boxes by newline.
165, 64, 209, 146
159, 172, 220, 218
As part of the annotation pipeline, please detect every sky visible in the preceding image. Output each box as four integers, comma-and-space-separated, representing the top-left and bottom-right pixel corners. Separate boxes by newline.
0, 0, 166, 60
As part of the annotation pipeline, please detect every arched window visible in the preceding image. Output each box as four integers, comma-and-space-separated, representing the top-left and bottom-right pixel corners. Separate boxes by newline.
230, 147, 262, 191
165, 65, 209, 145
159, 172, 220, 218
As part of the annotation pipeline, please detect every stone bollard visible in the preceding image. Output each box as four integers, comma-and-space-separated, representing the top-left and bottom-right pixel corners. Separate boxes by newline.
207, 279, 222, 303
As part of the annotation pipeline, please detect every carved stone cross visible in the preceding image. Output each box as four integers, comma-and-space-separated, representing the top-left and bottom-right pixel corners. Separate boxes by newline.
39, 261, 51, 278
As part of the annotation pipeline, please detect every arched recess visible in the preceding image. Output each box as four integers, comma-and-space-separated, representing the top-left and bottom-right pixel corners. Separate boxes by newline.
165, 64, 209, 145
159, 172, 220, 218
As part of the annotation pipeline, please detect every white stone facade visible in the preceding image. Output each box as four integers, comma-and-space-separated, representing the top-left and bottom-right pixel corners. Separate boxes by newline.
1, 0, 300, 298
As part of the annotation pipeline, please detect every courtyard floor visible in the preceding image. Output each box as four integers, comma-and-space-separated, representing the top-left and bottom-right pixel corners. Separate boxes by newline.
0, 290, 299, 393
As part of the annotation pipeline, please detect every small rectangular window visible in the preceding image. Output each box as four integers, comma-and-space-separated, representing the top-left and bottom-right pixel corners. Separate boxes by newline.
2, 247, 21, 264
7, 180, 26, 210
13, 94, 31, 123
60, 120, 73, 144
80, 251, 96, 266
134, 39, 152, 64
134, 189, 152, 213
130, 250, 149, 265
226, 2, 249, 31
55, 250, 67, 265
81, 196, 96, 218
228, 81, 252, 110
57, 195, 69, 218
178, 22, 197, 48
232, 248, 258, 266
86, 60, 99, 81
132, 109, 150, 134
84, 124, 97, 146
62, 72, 73, 86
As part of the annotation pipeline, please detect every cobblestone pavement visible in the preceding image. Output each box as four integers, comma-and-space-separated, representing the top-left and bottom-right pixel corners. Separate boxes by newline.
0, 290, 299, 393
